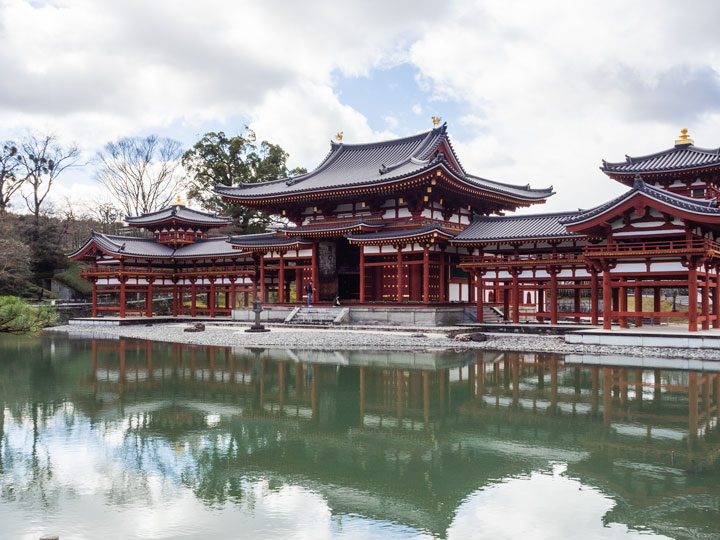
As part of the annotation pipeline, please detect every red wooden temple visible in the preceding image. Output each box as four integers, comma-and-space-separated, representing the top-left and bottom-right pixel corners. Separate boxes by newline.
71, 126, 720, 331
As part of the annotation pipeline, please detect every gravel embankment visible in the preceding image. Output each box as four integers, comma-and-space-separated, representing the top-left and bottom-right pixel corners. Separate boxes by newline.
47, 323, 720, 360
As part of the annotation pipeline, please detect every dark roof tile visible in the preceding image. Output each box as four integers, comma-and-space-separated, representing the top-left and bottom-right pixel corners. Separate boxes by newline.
602, 145, 720, 175
125, 205, 232, 227
453, 212, 583, 243
215, 125, 552, 202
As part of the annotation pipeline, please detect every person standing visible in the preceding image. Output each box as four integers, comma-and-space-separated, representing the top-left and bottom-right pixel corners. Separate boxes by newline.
306, 280, 315, 307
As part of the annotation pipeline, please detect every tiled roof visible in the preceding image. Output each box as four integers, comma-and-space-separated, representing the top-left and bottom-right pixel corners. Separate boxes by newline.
346, 223, 458, 243
279, 220, 385, 236
125, 205, 232, 227
228, 233, 313, 248
215, 124, 552, 202
69, 232, 246, 259
561, 176, 720, 225
173, 237, 239, 258
72, 232, 175, 258
452, 212, 583, 244
602, 144, 720, 175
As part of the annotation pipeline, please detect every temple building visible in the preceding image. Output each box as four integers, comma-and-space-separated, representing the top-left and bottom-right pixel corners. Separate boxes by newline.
71, 125, 720, 331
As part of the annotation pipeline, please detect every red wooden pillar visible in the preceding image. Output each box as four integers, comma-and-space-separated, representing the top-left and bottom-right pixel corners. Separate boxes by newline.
191, 281, 197, 317
590, 272, 599, 325
653, 287, 661, 325
619, 285, 628, 328
119, 277, 126, 318
714, 272, 720, 329
503, 284, 510, 321
467, 266, 475, 304
359, 248, 365, 303
634, 285, 642, 327
423, 245, 430, 304
511, 270, 520, 323
278, 253, 285, 304
549, 268, 558, 325
172, 283, 178, 316
573, 286, 581, 323
476, 272, 484, 323
537, 286, 545, 322
146, 280, 153, 317
602, 268, 612, 330
702, 270, 710, 330
92, 279, 98, 316
230, 280, 236, 312
439, 251, 446, 303
260, 256, 267, 303
209, 280, 216, 317
689, 264, 698, 332
397, 247, 404, 303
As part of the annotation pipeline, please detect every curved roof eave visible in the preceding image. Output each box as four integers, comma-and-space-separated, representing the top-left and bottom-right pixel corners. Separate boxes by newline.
216, 162, 552, 203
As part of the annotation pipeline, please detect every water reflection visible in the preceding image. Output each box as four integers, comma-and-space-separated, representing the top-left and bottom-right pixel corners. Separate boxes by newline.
1, 334, 719, 539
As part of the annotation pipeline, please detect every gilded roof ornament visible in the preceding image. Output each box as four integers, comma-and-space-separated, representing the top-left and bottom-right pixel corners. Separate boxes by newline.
335, 131, 344, 142
432, 116, 441, 127
675, 128, 694, 147
172, 195, 186, 206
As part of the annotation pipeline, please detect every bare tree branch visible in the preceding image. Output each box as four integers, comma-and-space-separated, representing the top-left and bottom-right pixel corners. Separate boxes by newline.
96, 135, 185, 217
17, 133, 80, 232
0, 141, 25, 213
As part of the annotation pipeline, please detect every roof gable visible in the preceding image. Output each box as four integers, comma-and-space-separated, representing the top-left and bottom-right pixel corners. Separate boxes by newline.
561, 176, 720, 232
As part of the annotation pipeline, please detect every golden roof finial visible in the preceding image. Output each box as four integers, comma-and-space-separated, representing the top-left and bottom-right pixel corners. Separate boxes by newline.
173, 195, 186, 206
675, 128, 694, 147
335, 131, 343, 142
432, 116, 441, 127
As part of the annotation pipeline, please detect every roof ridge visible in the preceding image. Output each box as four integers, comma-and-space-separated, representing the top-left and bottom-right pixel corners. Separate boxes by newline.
466, 173, 553, 193
602, 144, 720, 169
474, 210, 581, 220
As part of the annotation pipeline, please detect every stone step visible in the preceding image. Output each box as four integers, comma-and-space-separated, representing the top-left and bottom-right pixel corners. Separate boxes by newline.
284, 307, 349, 326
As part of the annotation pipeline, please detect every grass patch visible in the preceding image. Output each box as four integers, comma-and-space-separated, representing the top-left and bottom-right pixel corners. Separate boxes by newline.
54, 261, 92, 296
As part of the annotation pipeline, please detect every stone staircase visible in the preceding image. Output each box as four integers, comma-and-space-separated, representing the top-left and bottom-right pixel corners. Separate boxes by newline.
284, 306, 350, 326
464, 306, 504, 323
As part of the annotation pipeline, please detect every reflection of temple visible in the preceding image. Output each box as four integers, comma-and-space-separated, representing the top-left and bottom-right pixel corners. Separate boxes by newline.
76, 339, 720, 538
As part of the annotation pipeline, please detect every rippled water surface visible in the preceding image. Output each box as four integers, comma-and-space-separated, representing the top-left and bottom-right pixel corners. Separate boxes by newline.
1, 333, 720, 539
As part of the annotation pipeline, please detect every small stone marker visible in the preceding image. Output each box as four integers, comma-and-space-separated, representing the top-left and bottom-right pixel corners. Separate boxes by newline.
40, 535, 59, 540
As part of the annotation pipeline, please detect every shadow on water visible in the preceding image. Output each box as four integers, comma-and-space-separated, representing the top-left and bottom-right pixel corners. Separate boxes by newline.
1, 333, 720, 539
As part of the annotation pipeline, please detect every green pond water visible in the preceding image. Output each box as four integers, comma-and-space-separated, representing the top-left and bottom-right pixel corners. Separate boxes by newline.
1, 333, 720, 540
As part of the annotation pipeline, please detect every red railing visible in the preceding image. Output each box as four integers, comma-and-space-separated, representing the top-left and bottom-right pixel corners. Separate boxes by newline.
460, 252, 583, 265
584, 238, 720, 255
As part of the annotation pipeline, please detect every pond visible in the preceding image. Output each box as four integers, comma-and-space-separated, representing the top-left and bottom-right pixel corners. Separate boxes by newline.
1, 333, 719, 539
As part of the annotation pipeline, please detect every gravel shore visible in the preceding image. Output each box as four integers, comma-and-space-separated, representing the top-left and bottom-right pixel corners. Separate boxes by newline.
48, 323, 720, 360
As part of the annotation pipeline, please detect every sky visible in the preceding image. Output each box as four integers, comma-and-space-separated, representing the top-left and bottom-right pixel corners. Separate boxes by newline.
1, 0, 720, 215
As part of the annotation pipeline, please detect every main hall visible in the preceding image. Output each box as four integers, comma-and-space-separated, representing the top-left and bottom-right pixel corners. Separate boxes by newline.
71, 125, 720, 332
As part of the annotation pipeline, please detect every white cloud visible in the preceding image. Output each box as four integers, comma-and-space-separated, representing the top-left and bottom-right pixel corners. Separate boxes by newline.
1, 0, 719, 214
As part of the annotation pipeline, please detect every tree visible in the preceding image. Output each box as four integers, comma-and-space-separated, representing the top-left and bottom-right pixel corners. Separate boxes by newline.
96, 135, 185, 217
85, 198, 122, 235
0, 232, 32, 295
182, 130, 306, 234
0, 296, 57, 334
17, 133, 80, 233
0, 141, 24, 214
